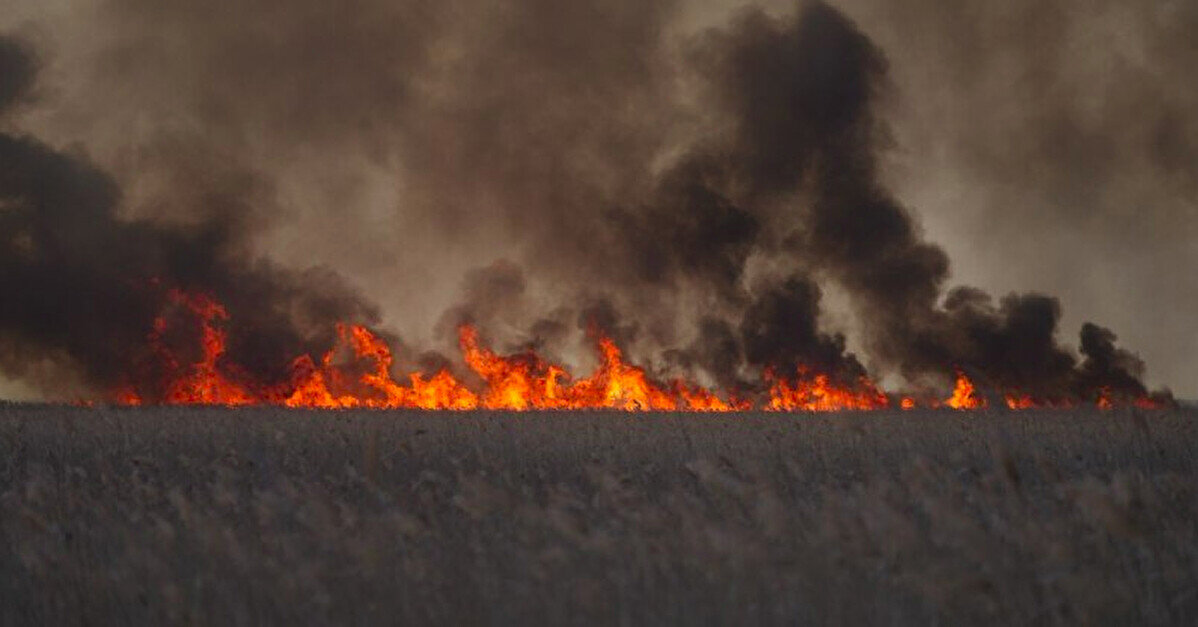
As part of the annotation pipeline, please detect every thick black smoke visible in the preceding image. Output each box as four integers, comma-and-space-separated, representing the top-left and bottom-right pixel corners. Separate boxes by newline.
662, 2, 1168, 401
0, 35, 377, 399
0, 36, 35, 112
1076, 323, 1150, 401
738, 277, 867, 383
0, 0, 1176, 403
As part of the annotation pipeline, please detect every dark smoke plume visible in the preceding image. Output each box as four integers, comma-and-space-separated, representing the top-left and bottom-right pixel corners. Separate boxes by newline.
0, 35, 377, 399
0, 36, 35, 112
841, 0, 1197, 397
1077, 323, 1150, 401
739, 277, 867, 383
668, 2, 1168, 401
0, 0, 1177, 403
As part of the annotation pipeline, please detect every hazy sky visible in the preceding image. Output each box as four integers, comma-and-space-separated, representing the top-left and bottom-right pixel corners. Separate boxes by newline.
1, 0, 1193, 398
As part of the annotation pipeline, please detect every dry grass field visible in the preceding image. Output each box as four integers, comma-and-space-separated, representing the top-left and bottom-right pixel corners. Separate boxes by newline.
2, 404, 1197, 625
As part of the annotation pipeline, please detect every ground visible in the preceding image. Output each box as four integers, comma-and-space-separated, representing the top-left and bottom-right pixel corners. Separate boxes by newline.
2, 405, 1197, 625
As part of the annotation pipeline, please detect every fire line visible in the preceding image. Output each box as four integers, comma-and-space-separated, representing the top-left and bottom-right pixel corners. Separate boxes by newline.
107, 289, 1169, 412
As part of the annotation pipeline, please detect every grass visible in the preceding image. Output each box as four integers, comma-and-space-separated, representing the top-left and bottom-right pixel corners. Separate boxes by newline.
2, 404, 1197, 625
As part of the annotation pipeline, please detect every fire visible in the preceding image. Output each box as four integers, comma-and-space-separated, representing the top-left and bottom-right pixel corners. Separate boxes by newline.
1094, 386, 1167, 410
459, 325, 570, 410
105, 289, 1169, 411
946, 372, 985, 410
283, 323, 479, 410
406, 370, 481, 410
265, 322, 735, 411
675, 384, 749, 412
1003, 395, 1077, 410
1004, 394, 1036, 410
284, 355, 351, 408
764, 368, 889, 412
579, 336, 679, 411
460, 325, 740, 411
113, 385, 143, 406
1134, 397, 1166, 410
150, 290, 256, 406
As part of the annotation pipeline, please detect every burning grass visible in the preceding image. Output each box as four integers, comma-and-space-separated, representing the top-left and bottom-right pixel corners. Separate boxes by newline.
2, 404, 1197, 625
102, 289, 1170, 413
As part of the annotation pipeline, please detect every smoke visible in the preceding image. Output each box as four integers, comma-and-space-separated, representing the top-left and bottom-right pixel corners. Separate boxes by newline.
1077, 323, 1149, 400
0, 35, 378, 399
739, 277, 866, 383
691, 4, 951, 372
0, 0, 1182, 402
0, 36, 35, 112
680, 2, 1168, 402
834, 0, 1198, 397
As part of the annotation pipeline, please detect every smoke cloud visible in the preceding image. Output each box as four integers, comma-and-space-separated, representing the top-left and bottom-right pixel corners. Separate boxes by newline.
833, 0, 1197, 396
0, 0, 1185, 401
0, 35, 378, 399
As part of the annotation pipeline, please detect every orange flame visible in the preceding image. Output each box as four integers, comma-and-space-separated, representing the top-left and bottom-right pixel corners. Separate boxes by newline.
284, 324, 479, 410
1133, 396, 1166, 410
1004, 394, 1036, 410
764, 368, 890, 412
106, 289, 1168, 411
675, 383, 749, 412
151, 290, 256, 406
460, 326, 739, 411
1002, 394, 1077, 410
460, 325, 569, 410
112, 385, 143, 406
946, 372, 985, 410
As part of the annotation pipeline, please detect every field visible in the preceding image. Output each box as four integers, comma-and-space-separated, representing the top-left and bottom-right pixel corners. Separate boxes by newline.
2, 405, 1197, 625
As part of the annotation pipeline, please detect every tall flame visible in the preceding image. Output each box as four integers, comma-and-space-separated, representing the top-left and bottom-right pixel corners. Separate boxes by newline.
150, 290, 256, 406
283, 323, 479, 410
945, 372, 985, 410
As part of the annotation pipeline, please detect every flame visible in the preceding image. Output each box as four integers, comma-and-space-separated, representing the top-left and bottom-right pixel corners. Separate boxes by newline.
1094, 386, 1168, 410
460, 325, 569, 410
460, 325, 739, 411
946, 372, 985, 410
105, 289, 1168, 411
1133, 396, 1166, 410
764, 368, 890, 412
580, 336, 679, 411
284, 355, 351, 408
112, 385, 143, 406
407, 370, 481, 410
1003, 394, 1077, 410
284, 324, 479, 410
1004, 394, 1036, 410
675, 384, 750, 412
151, 290, 256, 406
